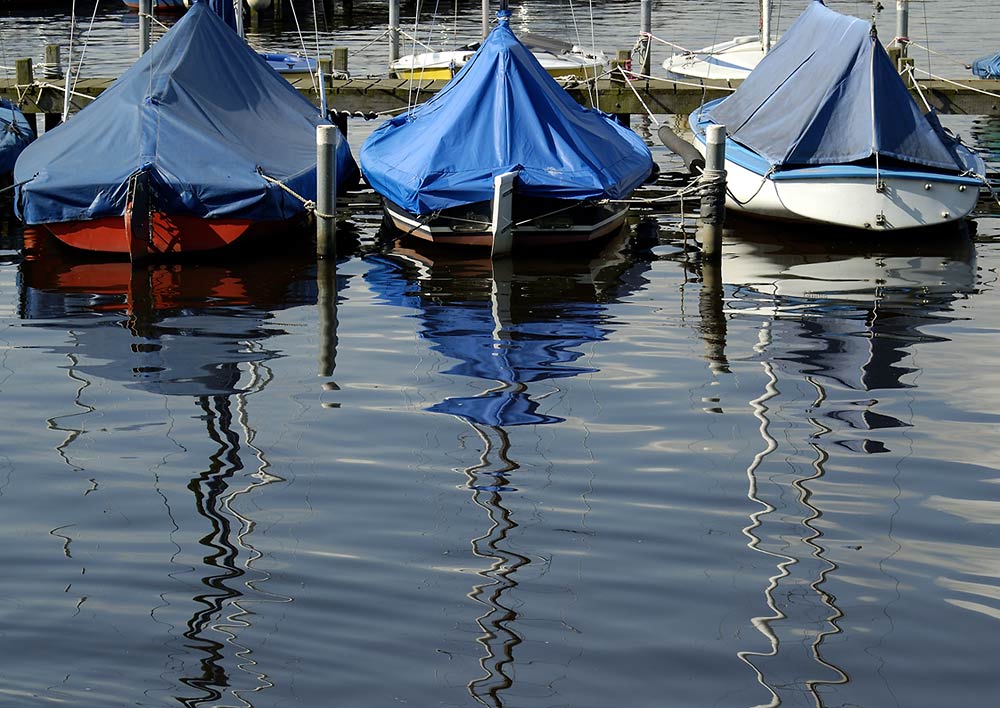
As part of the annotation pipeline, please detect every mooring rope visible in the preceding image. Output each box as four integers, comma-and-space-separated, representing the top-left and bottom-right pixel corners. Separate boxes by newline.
910, 66, 1000, 100
616, 65, 660, 126
0, 174, 36, 195
258, 171, 321, 215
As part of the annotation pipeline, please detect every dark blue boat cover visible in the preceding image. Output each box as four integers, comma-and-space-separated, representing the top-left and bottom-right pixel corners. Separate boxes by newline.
708, 0, 963, 171
359, 11, 653, 215
972, 52, 1000, 79
0, 98, 34, 175
15, 0, 357, 226
207, 0, 238, 31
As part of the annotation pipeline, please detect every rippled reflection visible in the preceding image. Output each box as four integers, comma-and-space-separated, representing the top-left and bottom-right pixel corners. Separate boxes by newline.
364, 232, 648, 705
18, 231, 318, 706
709, 224, 978, 706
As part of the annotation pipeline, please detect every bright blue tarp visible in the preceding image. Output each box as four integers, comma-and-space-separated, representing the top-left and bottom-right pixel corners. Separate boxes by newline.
15, 0, 357, 226
0, 98, 34, 175
708, 0, 963, 171
972, 52, 1000, 79
359, 11, 653, 215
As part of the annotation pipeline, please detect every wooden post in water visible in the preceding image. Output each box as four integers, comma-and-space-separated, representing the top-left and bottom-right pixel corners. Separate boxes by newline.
316, 124, 339, 259
14, 58, 39, 134
388, 0, 400, 64
332, 46, 349, 76
697, 124, 726, 261
43, 45, 63, 79
42, 45, 64, 131
139, 0, 152, 56
639, 0, 652, 76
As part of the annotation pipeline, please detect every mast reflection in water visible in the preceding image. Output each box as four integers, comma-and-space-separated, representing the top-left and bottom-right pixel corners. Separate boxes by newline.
707, 224, 977, 707
365, 232, 648, 705
18, 231, 317, 706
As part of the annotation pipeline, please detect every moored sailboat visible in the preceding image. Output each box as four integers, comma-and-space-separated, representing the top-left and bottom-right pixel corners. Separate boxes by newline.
14, 0, 358, 260
360, 4, 653, 252
689, 0, 985, 231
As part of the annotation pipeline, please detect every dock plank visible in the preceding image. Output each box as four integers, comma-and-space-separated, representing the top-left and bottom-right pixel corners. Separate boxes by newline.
2, 75, 998, 117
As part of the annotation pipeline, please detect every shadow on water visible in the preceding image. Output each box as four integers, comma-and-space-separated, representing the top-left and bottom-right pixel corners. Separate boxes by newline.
363, 229, 651, 706
16, 227, 332, 706
694, 220, 978, 707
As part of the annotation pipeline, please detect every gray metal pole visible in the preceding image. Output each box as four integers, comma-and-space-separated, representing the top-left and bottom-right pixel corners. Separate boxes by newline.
316, 125, 339, 259
895, 0, 909, 57
139, 0, 151, 56
388, 0, 400, 64
697, 124, 727, 261
482, 0, 490, 40
640, 0, 652, 75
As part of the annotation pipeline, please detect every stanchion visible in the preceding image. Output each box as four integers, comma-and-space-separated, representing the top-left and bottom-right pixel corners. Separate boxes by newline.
316, 125, 339, 259
697, 124, 727, 261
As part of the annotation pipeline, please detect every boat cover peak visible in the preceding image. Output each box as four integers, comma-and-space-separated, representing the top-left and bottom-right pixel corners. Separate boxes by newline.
707, 0, 965, 171
15, 1, 357, 226
359, 11, 653, 215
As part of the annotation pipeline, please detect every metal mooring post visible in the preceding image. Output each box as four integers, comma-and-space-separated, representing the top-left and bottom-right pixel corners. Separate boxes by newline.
640, 0, 652, 75
388, 0, 400, 64
316, 125, 339, 259
696, 124, 727, 261
138, 0, 151, 56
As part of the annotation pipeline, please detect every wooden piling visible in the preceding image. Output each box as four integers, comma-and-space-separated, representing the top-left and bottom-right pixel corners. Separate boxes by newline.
43, 44, 63, 79
332, 47, 349, 76
14, 58, 39, 133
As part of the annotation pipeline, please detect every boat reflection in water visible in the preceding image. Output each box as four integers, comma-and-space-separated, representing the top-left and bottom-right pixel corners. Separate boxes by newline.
365, 229, 649, 706
705, 223, 977, 706
18, 228, 322, 706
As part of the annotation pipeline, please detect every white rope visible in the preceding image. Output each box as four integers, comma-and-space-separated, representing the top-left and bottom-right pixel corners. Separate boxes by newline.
70, 0, 103, 106
911, 67, 1000, 100
625, 68, 740, 93
283, 0, 320, 97
617, 66, 660, 127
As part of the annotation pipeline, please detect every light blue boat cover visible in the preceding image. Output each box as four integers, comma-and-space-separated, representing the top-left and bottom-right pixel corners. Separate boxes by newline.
359, 11, 653, 215
0, 98, 34, 175
972, 52, 1000, 79
708, 0, 964, 171
15, 0, 357, 226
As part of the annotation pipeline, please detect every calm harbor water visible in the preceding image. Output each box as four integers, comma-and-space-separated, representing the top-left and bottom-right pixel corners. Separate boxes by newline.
3, 1, 1000, 706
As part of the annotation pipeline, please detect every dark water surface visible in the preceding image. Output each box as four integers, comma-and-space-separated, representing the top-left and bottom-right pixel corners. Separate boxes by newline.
3, 1, 1000, 706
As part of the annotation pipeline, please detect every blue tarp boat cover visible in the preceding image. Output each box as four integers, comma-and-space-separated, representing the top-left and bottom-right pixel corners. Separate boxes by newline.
359, 10, 653, 215
15, 0, 357, 226
0, 98, 34, 175
708, 0, 964, 172
972, 52, 1000, 79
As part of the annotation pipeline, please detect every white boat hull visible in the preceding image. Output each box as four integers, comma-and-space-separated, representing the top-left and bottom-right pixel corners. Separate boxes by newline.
716, 152, 980, 230
662, 35, 771, 80
689, 129, 982, 231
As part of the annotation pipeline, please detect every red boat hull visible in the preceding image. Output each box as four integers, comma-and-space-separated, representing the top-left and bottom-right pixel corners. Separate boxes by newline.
45, 213, 281, 259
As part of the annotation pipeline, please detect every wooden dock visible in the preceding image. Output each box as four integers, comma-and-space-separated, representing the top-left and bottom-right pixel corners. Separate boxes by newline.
3, 70, 999, 126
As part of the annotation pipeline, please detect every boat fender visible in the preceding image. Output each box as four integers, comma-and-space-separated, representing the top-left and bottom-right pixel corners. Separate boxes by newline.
657, 124, 705, 175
